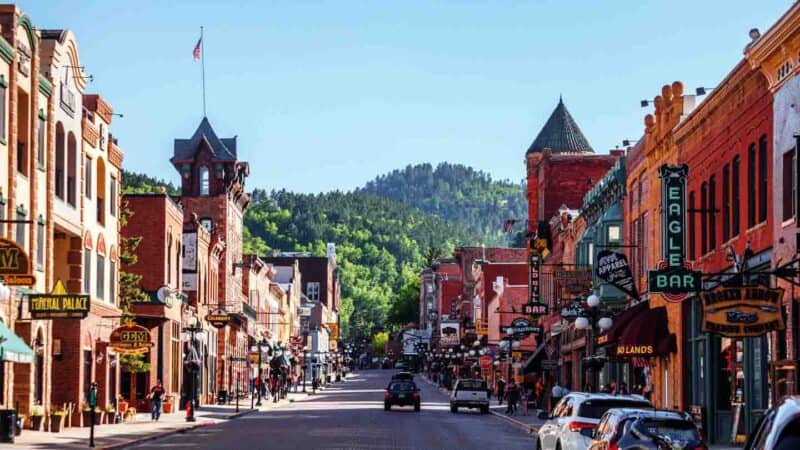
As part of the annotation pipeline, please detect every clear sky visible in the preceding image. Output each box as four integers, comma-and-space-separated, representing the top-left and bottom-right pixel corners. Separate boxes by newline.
25, 1, 792, 193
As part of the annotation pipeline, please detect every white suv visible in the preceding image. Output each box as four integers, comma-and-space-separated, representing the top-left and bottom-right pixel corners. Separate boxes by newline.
450, 379, 490, 414
536, 392, 652, 450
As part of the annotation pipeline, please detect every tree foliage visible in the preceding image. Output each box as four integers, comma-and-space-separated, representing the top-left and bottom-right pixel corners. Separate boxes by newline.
117, 201, 151, 374
370, 332, 389, 356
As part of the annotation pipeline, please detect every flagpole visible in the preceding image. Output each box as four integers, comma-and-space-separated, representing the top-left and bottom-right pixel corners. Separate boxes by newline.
201, 26, 206, 117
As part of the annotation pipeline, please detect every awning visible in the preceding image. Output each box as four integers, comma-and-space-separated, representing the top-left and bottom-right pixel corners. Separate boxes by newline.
596, 300, 649, 346
523, 341, 548, 373
615, 306, 676, 358
0, 322, 34, 364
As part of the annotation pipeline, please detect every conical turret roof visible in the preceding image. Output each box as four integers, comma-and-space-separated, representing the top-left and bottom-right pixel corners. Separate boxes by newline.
526, 97, 594, 155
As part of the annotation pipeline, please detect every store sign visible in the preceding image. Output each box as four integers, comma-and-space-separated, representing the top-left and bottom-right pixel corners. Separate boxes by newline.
206, 309, 231, 329
523, 303, 549, 316
560, 304, 581, 321
528, 251, 541, 304
616, 344, 654, 356
700, 286, 785, 337
555, 269, 592, 295
28, 280, 90, 319
596, 250, 639, 300
440, 322, 460, 346
109, 323, 154, 354
0, 238, 35, 286
648, 164, 701, 301
501, 317, 540, 338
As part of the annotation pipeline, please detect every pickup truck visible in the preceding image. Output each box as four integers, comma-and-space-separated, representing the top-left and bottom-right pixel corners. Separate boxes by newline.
450, 379, 489, 414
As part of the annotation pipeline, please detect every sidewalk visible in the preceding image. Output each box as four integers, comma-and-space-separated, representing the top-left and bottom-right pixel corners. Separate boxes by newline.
8, 392, 302, 450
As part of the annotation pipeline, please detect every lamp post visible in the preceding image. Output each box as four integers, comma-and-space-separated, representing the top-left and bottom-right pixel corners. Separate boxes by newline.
574, 292, 613, 390
182, 315, 206, 422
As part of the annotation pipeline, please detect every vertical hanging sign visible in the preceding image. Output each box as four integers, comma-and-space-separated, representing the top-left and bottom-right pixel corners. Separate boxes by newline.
523, 241, 549, 316
648, 164, 701, 301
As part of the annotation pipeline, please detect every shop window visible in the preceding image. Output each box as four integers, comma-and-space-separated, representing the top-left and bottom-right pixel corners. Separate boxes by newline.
110, 260, 117, 305
110, 176, 117, 217
701, 182, 708, 254
732, 155, 740, 237
97, 254, 105, 301
748, 144, 756, 227
722, 164, 730, 242
55, 123, 65, 200
688, 191, 696, 260
759, 135, 769, 223
67, 132, 77, 206
783, 150, 795, 221
607, 225, 620, 243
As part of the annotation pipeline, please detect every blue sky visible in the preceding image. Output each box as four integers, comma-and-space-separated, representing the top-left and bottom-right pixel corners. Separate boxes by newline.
26, 1, 791, 193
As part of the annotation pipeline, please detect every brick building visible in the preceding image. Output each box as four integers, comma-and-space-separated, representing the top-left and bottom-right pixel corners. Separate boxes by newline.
171, 117, 252, 399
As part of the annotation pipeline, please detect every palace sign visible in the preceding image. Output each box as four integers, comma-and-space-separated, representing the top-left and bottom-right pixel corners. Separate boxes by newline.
109, 323, 154, 354
28, 280, 90, 319
206, 309, 231, 329
648, 164, 701, 301
700, 286, 785, 337
0, 238, 35, 286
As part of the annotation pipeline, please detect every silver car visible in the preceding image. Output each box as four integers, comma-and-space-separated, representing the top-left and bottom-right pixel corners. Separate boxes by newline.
745, 396, 800, 450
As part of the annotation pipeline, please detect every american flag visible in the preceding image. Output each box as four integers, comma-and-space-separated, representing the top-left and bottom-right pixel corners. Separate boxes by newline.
193, 37, 202, 61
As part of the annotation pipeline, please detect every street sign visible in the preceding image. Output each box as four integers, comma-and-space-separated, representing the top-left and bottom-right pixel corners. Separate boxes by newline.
648, 164, 698, 302
29, 280, 90, 319
501, 317, 541, 337
554, 269, 592, 295
206, 309, 231, 328
109, 323, 154, 354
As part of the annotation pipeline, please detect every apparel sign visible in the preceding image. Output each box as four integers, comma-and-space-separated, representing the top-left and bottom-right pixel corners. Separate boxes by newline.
28, 280, 90, 319
648, 164, 701, 301
700, 286, 785, 337
0, 237, 35, 286
206, 309, 231, 329
440, 322, 460, 346
596, 250, 639, 300
109, 323, 154, 354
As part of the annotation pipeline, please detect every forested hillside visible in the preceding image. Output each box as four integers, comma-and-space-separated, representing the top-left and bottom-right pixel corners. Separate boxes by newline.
360, 163, 526, 245
122, 163, 525, 339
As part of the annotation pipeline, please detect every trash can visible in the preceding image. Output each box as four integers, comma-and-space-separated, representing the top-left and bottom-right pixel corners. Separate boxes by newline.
0, 409, 17, 443
217, 390, 228, 404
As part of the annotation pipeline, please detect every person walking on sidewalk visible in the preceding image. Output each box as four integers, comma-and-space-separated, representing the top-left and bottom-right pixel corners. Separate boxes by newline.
148, 379, 165, 421
496, 376, 506, 405
551, 381, 564, 410
505, 379, 519, 415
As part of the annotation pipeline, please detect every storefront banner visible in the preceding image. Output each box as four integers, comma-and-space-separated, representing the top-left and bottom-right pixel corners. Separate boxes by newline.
596, 250, 639, 300
440, 322, 460, 346
700, 286, 785, 337
182, 233, 197, 271
0, 237, 35, 286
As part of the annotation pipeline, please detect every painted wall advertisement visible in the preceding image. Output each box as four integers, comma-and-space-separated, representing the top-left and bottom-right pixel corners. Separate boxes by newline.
700, 286, 785, 337
182, 232, 197, 271
440, 322, 460, 346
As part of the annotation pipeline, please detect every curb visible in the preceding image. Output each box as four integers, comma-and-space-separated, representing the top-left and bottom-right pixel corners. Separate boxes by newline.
99, 408, 258, 450
489, 410, 538, 435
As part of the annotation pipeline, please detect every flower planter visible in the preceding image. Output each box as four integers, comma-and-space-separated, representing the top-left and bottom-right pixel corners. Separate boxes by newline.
162, 401, 173, 414
29, 415, 44, 431
49, 415, 64, 433
94, 411, 104, 425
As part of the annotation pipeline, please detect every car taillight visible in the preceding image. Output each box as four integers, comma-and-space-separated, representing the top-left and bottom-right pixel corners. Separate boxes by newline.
412, 392, 420, 398
385, 391, 390, 399
607, 442, 618, 450
567, 421, 595, 432
692, 446, 707, 450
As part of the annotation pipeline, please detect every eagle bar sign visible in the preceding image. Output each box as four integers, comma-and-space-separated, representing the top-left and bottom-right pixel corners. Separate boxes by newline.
648, 164, 701, 301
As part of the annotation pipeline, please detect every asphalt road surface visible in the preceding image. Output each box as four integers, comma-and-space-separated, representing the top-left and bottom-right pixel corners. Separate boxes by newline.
131, 370, 534, 450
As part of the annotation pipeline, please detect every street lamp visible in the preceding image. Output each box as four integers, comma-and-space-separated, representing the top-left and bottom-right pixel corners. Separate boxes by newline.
182, 315, 206, 422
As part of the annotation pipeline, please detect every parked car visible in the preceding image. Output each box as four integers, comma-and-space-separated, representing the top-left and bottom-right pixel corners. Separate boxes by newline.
535, 392, 653, 450
588, 408, 706, 450
384, 380, 421, 412
744, 396, 800, 450
394, 360, 408, 370
450, 379, 489, 414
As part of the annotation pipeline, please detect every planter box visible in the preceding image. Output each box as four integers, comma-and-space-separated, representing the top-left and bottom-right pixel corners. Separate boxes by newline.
49, 415, 64, 433
29, 415, 44, 431
163, 402, 173, 414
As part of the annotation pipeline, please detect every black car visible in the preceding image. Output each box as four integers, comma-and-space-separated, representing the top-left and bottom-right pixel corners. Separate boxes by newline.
589, 408, 706, 450
384, 380, 421, 412
390, 371, 414, 382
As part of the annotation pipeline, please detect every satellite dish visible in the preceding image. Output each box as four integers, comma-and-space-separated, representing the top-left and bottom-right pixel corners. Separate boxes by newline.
157, 286, 172, 305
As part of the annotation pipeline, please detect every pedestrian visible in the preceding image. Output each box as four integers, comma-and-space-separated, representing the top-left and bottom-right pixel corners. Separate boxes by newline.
551, 380, 564, 409
148, 379, 165, 421
496, 376, 506, 405
520, 387, 529, 416
505, 379, 519, 415
609, 379, 618, 395
618, 382, 629, 395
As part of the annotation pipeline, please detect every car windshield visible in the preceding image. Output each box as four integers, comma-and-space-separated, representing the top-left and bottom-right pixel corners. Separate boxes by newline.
458, 380, 487, 391
389, 382, 416, 392
577, 400, 653, 419
637, 419, 699, 441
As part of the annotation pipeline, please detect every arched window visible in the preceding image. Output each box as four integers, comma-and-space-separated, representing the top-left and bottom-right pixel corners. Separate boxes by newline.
67, 132, 77, 206
55, 123, 65, 199
96, 158, 106, 225
199, 166, 209, 196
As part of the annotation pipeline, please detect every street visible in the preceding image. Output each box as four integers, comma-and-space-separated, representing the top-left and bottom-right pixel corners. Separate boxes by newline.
130, 370, 534, 450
